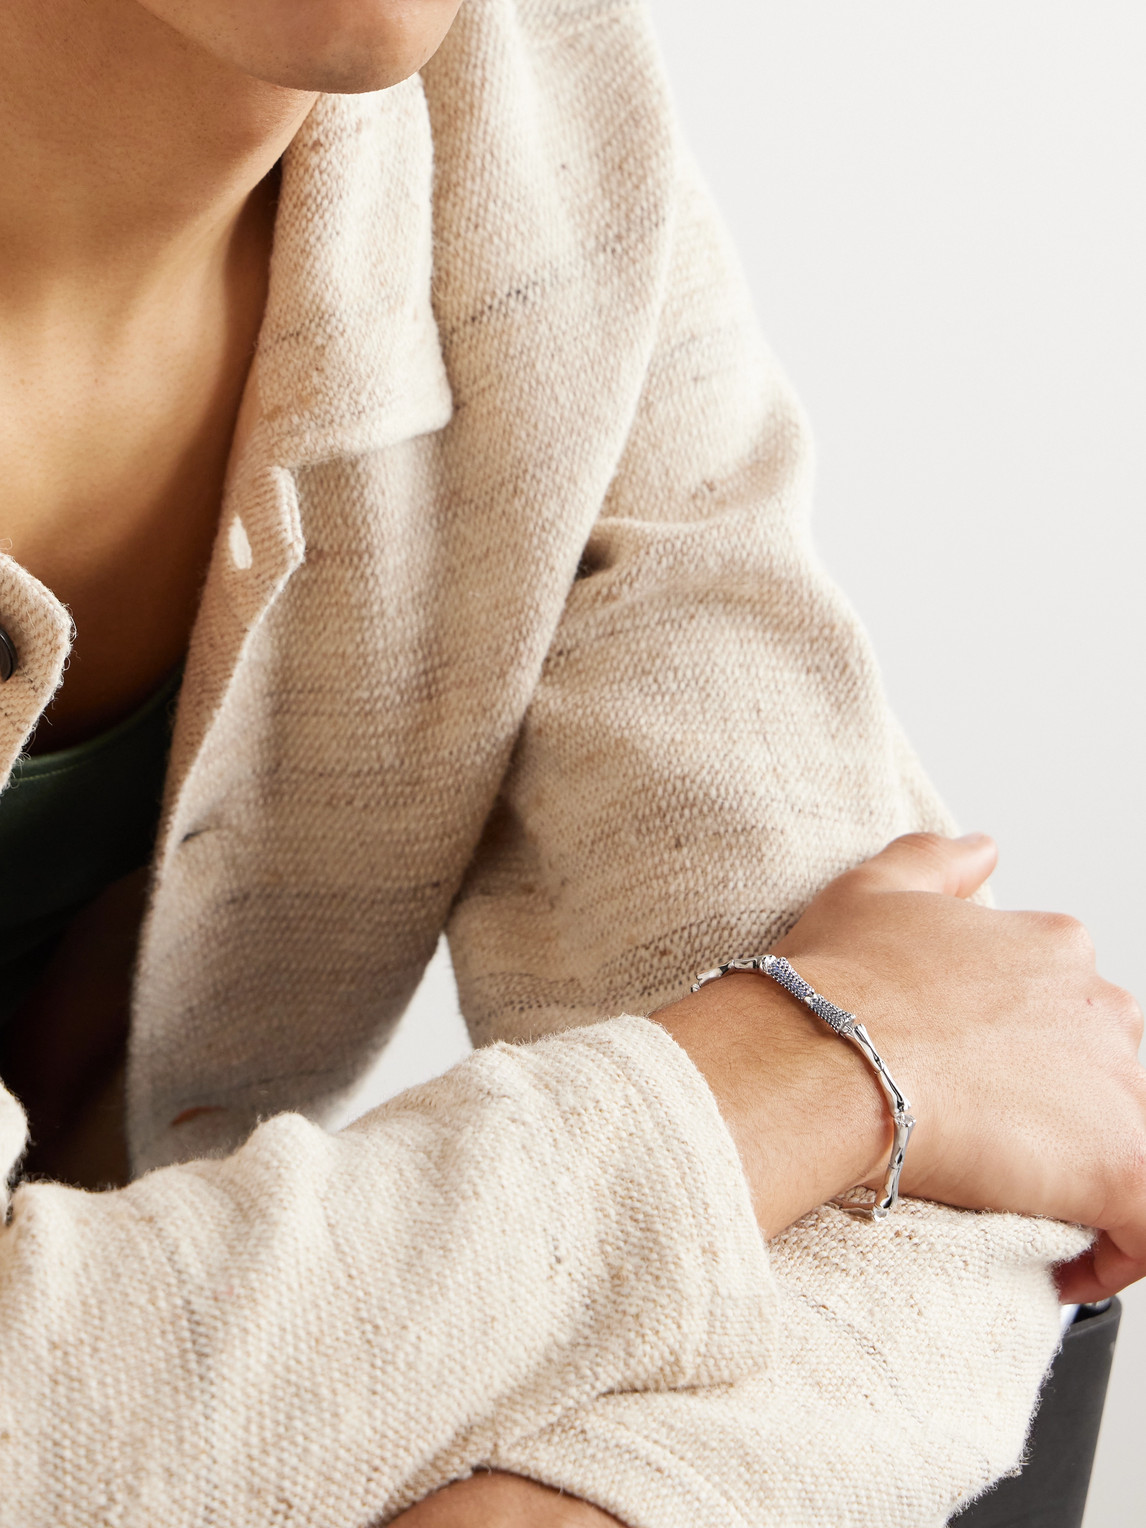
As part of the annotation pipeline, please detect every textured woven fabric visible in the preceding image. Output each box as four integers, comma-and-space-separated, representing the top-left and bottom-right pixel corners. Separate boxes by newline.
0, 1, 1090, 1523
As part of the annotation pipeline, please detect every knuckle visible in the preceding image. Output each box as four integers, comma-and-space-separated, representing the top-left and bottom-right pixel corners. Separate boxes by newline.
834, 864, 874, 902
1108, 985, 1144, 1042
1100, 1077, 1146, 1209
1115, 1129, 1146, 1201
1035, 909, 1093, 954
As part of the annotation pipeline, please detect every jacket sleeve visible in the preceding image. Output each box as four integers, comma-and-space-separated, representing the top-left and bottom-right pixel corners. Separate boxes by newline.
0, 1016, 776, 1527
487, 1204, 1091, 1528
440, 18, 1090, 1528
444, 154, 951, 1041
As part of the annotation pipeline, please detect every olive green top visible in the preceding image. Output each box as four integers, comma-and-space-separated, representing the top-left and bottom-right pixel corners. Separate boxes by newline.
0, 669, 181, 1027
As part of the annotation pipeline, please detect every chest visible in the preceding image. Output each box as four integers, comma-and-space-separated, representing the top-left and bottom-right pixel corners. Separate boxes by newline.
0, 60, 677, 1175
0, 185, 274, 752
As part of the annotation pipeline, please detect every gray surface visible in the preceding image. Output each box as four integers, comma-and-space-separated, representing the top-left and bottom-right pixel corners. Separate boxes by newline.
350, 3, 1145, 1521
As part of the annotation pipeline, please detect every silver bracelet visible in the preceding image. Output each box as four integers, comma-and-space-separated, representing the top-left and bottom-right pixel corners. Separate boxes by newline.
691, 954, 915, 1220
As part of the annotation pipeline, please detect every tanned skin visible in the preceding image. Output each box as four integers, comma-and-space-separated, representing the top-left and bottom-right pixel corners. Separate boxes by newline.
2, 7, 1144, 1525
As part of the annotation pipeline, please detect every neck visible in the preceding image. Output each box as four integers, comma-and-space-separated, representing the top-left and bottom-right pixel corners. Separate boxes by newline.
0, 0, 317, 311
0, 2, 322, 749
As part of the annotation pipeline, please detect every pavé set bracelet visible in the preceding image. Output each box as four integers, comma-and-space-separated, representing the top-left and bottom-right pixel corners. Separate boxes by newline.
691, 954, 915, 1220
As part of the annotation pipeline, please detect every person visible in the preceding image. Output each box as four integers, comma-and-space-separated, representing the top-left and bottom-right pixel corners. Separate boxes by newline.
0, 2, 1143, 1524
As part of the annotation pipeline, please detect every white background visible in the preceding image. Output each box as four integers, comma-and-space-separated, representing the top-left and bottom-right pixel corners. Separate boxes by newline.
350, 3, 1146, 1521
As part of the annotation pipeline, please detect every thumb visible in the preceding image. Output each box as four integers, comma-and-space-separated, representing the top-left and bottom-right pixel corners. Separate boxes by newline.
852, 832, 998, 899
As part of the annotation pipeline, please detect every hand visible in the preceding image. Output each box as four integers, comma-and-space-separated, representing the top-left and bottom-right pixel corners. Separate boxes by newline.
389, 1470, 623, 1526
654, 833, 1146, 1301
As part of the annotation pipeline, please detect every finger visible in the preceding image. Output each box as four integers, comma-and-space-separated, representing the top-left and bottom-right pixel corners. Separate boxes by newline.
850, 832, 998, 900
1055, 1234, 1146, 1303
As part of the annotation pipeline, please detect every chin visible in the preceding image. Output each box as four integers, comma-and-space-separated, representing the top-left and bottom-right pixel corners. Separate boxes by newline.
141, 0, 465, 93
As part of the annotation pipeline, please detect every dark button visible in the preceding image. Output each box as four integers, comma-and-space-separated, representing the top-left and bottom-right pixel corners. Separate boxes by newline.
0, 627, 15, 682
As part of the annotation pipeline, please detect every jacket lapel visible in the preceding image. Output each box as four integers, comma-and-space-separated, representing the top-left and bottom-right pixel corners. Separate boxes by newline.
0, 558, 72, 781
131, 80, 452, 1169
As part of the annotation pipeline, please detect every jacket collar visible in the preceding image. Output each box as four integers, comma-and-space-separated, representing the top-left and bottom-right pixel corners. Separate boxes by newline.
0, 557, 72, 773
253, 80, 453, 472
155, 79, 454, 815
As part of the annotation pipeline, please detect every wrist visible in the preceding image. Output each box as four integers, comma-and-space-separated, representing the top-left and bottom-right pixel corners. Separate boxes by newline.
653, 964, 891, 1236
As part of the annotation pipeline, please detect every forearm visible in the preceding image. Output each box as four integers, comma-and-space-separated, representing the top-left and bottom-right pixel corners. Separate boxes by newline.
391, 1472, 623, 1528
0, 1018, 773, 1526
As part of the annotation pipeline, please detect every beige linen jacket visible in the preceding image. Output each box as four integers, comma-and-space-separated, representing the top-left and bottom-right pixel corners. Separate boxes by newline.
0, 2, 1087, 1524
